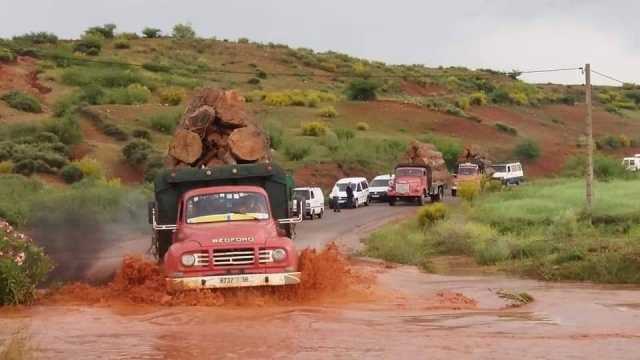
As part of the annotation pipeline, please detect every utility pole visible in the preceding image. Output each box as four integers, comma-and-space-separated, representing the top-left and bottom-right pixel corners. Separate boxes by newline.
585, 63, 594, 220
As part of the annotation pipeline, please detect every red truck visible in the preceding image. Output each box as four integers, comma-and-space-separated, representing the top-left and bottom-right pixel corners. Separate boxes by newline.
149, 163, 303, 290
387, 164, 447, 206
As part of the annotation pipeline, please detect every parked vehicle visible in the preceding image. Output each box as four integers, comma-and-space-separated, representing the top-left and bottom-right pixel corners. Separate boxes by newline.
623, 154, 640, 171
490, 162, 524, 185
293, 187, 325, 219
329, 177, 370, 208
387, 164, 448, 206
149, 163, 303, 290
451, 162, 482, 196
368, 174, 393, 202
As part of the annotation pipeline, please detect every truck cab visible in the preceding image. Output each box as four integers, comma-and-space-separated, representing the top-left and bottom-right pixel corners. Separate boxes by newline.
150, 164, 303, 290
452, 162, 481, 196
623, 155, 640, 171
491, 162, 524, 185
387, 164, 445, 206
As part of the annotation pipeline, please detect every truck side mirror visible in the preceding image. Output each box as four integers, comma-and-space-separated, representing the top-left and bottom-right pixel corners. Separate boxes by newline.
148, 202, 156, 225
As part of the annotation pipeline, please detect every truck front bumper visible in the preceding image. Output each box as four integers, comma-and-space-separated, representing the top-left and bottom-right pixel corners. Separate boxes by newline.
167, 272, 302, 290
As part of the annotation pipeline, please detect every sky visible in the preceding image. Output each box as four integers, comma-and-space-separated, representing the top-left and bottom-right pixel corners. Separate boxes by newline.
1, 0, 638, 85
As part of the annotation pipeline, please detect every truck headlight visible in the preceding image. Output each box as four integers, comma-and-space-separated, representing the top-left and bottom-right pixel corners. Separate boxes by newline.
181, 254, 196, 267
272, 248, 287, 262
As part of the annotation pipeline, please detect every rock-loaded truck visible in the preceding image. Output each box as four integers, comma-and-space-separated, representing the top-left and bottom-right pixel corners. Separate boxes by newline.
149, 163, 303, 290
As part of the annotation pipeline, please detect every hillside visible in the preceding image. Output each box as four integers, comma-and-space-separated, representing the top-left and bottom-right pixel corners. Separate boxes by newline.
2, 28, 640, 189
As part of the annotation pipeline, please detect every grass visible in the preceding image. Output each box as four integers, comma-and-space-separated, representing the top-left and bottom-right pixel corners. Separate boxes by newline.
365, 178, 640, 284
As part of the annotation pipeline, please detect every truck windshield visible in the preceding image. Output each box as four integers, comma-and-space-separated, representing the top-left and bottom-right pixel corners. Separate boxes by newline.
491, 165, 507, 173
186, 192, 270, 224
371, 179, 389, 187
293, 190, 310, 200
458, 166, 477, 176
395, 168, 424, 177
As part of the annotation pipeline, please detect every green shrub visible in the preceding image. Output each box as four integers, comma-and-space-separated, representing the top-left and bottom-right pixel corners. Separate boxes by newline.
469, 91, 488, 106
417, 203, 447, 227
122, 140, 153, 166
85, 24, 116, 39
238, 37, 250, 44
60, 164, 84, 184
0, 161, 13, 174
142, 62, 171, 73
43, 116, 83, 145
142, 27, 162, 38
563, 154, 628, 181
284, 142, 311, 161
72, 158, 104, 179
364, 220, 427, 265
148, 111, 181, 134
172, 23, 196, 39
143, 156, 165, 183
1, 91, 42, 113
113, 38, 130, 49
12, 31, 58, 44
256, 69, 268, 79
346, 79, 379, 101
62, 66, 147, 88
261, 90, 337, 107
247, 77, 261, 85
103, 84, 151, 105
73, 33, 104, 55
132, 128, 151, 141
120, 32, 139, 40
514, 139, 541, 161
455, 96, 471, 110
265, 123, 283, 150
458, 181, 481, 202
334, 128, 355, 141
13, 160, 36, 176
321, 132, 340, 151
301, 121, 328, 137
101, 123, 129, 141
0, 47, 15, 63
159, 87, 186, 105
317, 105, 337, 118
356, 122, 370, 131
0, 220, 53, 305
495, 122, 518, 135
80, 84, 106, 105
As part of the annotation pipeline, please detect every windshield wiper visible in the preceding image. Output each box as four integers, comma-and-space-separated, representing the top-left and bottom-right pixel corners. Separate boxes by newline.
228, 211, 262, 220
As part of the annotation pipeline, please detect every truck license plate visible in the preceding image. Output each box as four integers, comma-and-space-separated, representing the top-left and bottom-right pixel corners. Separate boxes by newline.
218, 276, 250, 284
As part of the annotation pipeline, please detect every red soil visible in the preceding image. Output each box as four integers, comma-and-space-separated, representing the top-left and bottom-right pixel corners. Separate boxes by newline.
400, 81, 447, 97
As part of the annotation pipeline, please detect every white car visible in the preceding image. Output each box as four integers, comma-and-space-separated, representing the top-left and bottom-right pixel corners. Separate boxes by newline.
623, 154, 640, 171
329, 177, 370, 208
491, 162, 524, 185
368, 174, 392, 202
293, 187, 325, 219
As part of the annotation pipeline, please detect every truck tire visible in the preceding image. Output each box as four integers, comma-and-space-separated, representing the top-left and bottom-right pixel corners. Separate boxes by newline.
156, 231, 172, 262
389, 198, 396, 206
318, 209, 324, 219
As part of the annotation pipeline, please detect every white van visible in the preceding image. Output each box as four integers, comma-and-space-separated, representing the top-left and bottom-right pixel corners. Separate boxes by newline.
491, 162, 524, 185
329, 177, 370, 208
368, 174, 392, 202
293, 187, 325, 219
623, 154, 640, 171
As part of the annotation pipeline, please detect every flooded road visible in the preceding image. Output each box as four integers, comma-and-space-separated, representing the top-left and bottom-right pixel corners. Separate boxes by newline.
2, 204, 640, 359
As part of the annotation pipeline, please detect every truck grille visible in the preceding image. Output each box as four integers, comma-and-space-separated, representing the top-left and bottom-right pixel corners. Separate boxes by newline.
258, 249, 274, 264
213, 248, 255, 266
396, 183, 410, 194
194, 252, 210, 266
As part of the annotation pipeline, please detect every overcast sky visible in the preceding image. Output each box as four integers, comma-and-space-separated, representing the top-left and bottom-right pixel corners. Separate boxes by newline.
1, 0, 637, 85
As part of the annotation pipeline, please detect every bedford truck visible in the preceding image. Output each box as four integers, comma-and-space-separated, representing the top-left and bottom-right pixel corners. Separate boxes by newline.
387, 164, 446, 206
149, 163, 303, 290
451, 162, 482, 197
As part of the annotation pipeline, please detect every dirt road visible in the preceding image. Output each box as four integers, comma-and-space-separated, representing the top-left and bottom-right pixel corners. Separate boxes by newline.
2, 204, 640, 359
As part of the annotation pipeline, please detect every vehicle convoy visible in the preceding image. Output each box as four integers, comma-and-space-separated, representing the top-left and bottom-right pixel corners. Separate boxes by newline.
368, 174, 393, 202
491, 162, 524, 185
329, 177, 370, 208
149, 163, 303, 290
623, 154, 640, 171
451, 162, 482, 197
293, 187, 325, 219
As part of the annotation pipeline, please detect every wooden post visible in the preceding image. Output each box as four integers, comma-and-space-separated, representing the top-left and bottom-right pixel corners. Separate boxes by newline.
585, 63, 594, 220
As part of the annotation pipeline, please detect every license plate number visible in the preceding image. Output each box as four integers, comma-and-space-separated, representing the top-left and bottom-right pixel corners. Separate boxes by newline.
218, 276, 249, 284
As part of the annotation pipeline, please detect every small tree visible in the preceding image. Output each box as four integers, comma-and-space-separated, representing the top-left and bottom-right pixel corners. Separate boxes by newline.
172, 23, 196, 39
346, 79, 379, 101
60, 164, 84, 184
74, 33, 103, 55
122, 140, 153, 166
142, 27, 162, 38
85, 23, 116, 39
514, 139, 541, 161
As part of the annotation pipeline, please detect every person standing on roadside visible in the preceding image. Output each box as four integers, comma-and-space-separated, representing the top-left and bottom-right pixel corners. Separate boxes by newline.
346, 183, 355, 208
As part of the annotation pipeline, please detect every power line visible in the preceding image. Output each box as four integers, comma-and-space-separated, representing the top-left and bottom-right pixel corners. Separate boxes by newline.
591, 69, 627, 85
519, 67, 583, 74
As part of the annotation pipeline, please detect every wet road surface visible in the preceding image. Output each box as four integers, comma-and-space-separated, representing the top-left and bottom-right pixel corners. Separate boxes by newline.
2, 204, 640, 359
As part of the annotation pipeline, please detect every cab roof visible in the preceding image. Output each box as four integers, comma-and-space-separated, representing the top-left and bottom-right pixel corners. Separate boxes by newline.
336, 177, 367, 183
182, 185, 268, 200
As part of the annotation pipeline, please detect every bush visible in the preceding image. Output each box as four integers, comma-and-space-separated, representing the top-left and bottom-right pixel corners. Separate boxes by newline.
0, 47, 15, 63
132, 128, 151, 141
0, 161, 13, 174
284, 142, 311, 161
238, 37, 250, 44
469, 91, 488, 106
149, 111, 181, 134
159, 87, 186, 106
458, 181, 481, 202
301, 121, 328, 137
317, 106, 337, 118
265, 123, 283, 150
514, 139, 541, 161
417, 203, 447, 227
85, 24, 116, 39
172, 23, 196, 39
0, 220, 53, 305
73, 33, 103, 55
72, 158, 104, 179
43, 116, 83, 145
122, 140, 153, 166
334, 128, 355, 141
60, 164, 84, 183
356, 122, 370, 131
142, 27, 162, 38
495, 122, 518, 135
104, 84, 151, 105
247, 77, 261, 85
113, 38, 130, 49
455, 96, 470, 110
142, 62, 170, 73
1, 91, 42, 113
13, 160, 36, 176
563, 154, 628, 181
101, 123, 129, 141
12, 31, 58, 44
261, 90, 337, 107
346, 79, 379, 101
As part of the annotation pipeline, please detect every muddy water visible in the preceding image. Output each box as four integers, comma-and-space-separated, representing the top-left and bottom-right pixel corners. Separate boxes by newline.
2, 206, 640, 359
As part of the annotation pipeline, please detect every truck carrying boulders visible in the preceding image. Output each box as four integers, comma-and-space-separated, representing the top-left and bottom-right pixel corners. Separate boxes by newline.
150, 88, 304, 290
387, 140, 451, 205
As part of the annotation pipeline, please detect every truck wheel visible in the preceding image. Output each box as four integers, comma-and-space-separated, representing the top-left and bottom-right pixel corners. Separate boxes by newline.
318, 209, 324, 219
389, 198, 396, 206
